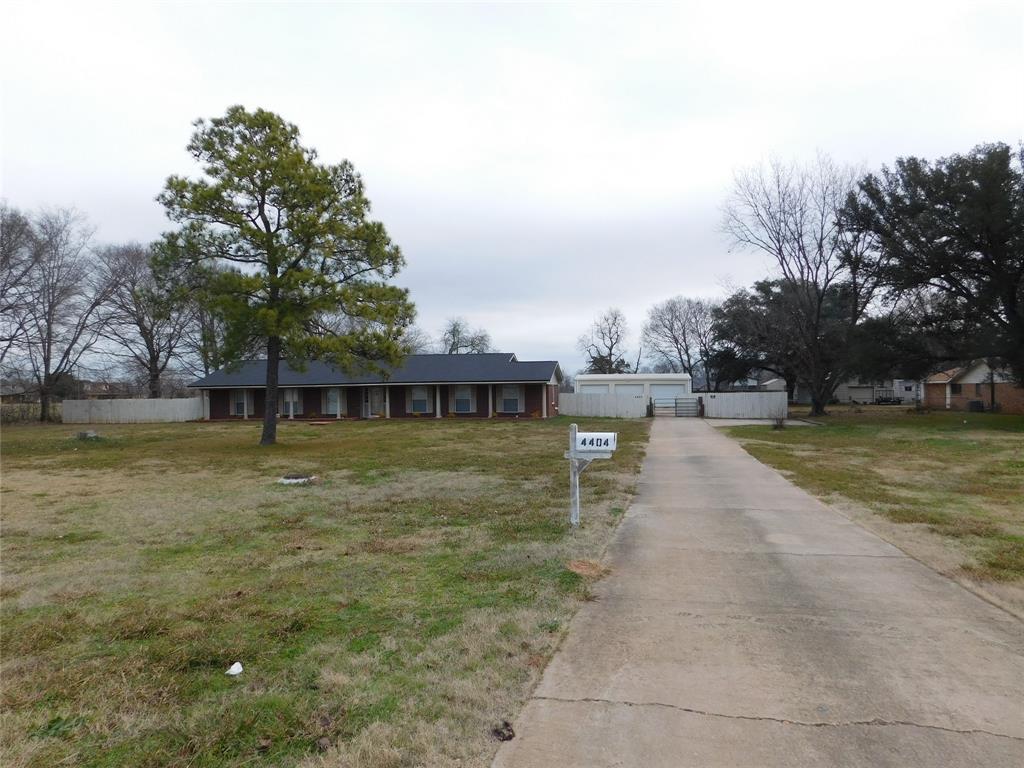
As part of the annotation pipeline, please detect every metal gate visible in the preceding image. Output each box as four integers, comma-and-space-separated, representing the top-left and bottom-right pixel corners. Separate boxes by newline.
653, 397, 700, 417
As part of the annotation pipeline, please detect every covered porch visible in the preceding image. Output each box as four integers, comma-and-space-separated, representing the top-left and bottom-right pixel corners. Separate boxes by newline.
204, 383, 555, 420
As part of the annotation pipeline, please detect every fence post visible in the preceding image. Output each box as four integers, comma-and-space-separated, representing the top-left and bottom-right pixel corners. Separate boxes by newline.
569, 423, 581, 526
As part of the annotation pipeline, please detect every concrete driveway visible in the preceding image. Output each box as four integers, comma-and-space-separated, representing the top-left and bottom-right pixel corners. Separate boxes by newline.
493, 418, 1024, 767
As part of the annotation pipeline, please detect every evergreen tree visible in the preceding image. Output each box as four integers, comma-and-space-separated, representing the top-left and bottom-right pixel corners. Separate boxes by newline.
158, 106, 414, 444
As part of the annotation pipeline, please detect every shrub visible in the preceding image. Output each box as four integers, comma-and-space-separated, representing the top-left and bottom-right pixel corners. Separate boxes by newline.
1, 403, 62, 424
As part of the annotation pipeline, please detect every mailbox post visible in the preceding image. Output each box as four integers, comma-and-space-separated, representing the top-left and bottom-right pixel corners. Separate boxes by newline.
564, 423, 617, 527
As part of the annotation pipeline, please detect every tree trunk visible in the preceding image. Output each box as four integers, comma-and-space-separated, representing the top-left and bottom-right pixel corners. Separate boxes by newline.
148, 367, 161, 399
808, 381, 833, 417
260, 336, 281, 446
39, 387, 51, 422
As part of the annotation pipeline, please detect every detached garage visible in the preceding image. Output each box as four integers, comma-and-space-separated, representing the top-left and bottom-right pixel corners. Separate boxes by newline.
574, 373, 692, 399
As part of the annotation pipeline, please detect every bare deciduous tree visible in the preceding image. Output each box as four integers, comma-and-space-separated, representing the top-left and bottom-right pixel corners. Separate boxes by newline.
578, 307, 637, 374
642, 297, 696, 374
0, 203, 39, 364
180, 301, 229, 377
401, 325, 434, 354
439, 317, 492, 354
641, 296, 721, 384
97, 243, 192, 398
21, 209, 114, 420
724, 155, 880, 415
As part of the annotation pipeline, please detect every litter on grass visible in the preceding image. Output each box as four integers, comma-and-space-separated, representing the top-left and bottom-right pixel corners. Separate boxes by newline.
277, 474, 320, 485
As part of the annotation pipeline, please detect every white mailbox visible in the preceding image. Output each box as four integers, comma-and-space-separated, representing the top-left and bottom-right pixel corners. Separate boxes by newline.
574, 431, 617, 453
565, 423, 618, 526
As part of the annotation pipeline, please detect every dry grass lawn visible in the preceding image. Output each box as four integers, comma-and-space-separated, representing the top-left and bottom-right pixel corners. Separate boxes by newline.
0, 416, 648, 767
726, 407, 1024, 605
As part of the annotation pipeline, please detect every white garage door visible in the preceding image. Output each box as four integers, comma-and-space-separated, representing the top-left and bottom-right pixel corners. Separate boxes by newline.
614, 384, 644, 396
579, 384, 609, 394
650, 384, 689, 399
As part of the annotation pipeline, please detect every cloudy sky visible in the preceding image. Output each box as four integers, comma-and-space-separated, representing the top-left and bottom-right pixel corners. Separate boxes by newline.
2, 1, 1021, 372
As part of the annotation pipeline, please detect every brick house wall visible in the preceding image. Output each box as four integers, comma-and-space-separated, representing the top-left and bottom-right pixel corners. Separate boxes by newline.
525, 384, 543, 417
987, 383, 1024, 414
924, 381, 1024, 414
210, 389, 230, 418
345, 387, 361, 417
475, 384, 489, 417
547, 384, 559, 417
924, 383, 946, 410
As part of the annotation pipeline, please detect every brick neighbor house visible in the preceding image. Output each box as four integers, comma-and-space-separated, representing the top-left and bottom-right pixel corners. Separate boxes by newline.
923, 361, 1024, 414
188, 353, 562, 420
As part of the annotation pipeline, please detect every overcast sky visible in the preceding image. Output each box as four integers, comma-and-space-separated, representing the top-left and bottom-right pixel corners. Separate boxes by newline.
2, 1, 1021, 373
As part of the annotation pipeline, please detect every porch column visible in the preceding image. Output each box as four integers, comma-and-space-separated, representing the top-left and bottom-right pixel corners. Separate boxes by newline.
202, 390, 210, 420
488, 385, 494, 417
243, 389, 249, 420
435, 385, 442, 418
542, 385, 548, 418
945, 383, 951, 409
289, 388, 294, 419
384, 387, 390, 419
336, 387, 342, 419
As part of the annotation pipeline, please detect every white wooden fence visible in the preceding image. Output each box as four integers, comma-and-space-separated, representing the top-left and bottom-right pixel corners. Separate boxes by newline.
558, 393, 647, 418
63, 398, 204, 424
558, 391, 788, 419
700, 391, 788, 419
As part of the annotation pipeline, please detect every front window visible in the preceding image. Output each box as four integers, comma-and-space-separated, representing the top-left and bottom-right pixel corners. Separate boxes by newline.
501, 384, 521, 413
326, 388, 339, 414
454, 385, 473, 413
411, 386, 429, 414
233, 390, 247, 416
279, 388, 301, 415
950, 383, 962, 395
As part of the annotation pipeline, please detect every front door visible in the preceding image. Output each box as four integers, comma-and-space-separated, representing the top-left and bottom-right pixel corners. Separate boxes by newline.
366, 386, 385, 417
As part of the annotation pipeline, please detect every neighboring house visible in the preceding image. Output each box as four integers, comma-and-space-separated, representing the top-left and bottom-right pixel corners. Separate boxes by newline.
1, 384, 33, 404
573, 373, 692, 400
924, 361, 1024, 414
188, 353, 562, 420
789, 378, 922, 405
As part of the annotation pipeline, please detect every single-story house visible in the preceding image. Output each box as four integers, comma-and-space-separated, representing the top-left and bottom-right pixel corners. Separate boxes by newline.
924, 361, 1024, 414
573, 373, 692, 400
188, 353, 562, 420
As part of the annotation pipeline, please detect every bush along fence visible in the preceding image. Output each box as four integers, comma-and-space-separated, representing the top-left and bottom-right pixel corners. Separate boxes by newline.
1, 403, 63, 424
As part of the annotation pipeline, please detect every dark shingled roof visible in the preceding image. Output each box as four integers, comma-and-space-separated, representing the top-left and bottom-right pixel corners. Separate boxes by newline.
189, 353, 561, 388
